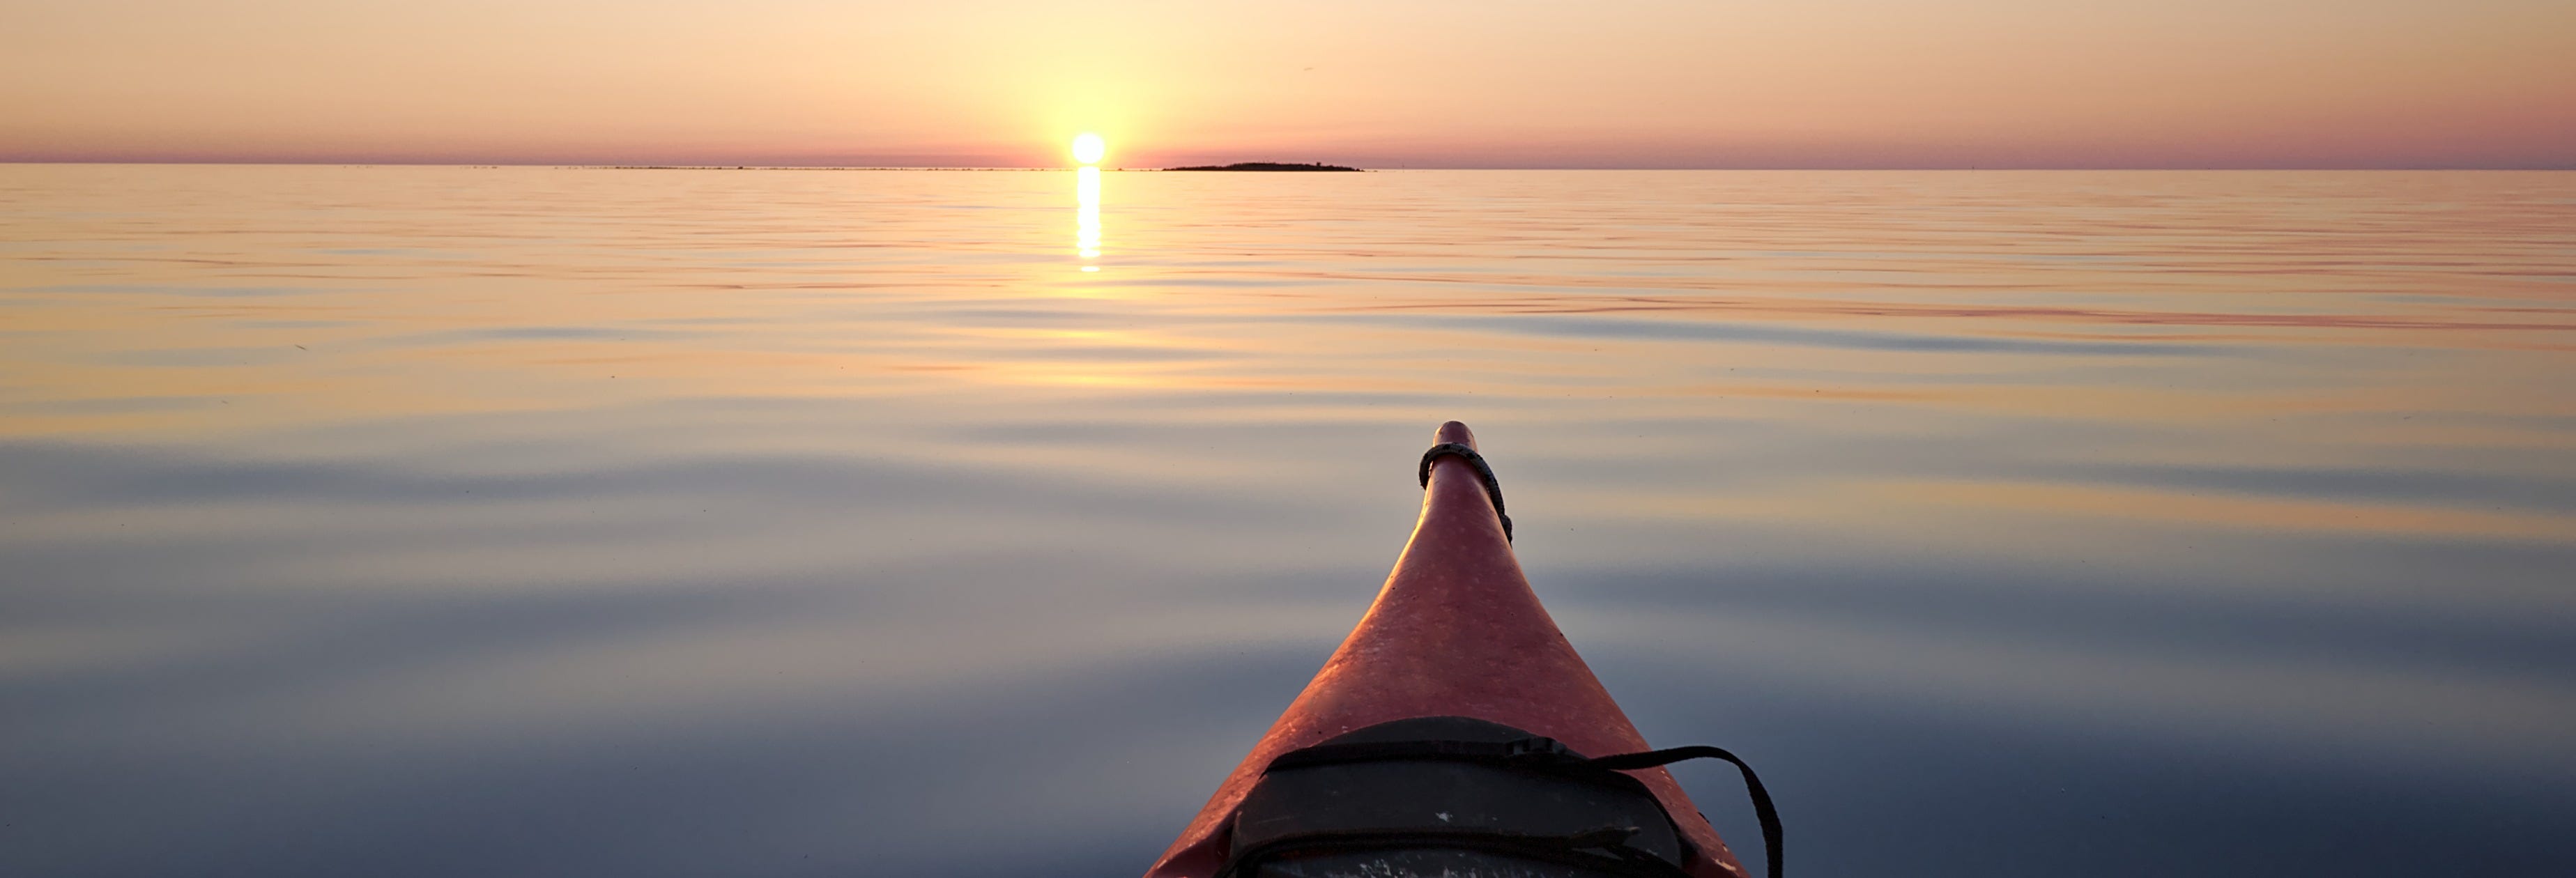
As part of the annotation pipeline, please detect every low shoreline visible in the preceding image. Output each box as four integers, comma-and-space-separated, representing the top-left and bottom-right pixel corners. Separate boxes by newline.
1163, 162, 1364, 172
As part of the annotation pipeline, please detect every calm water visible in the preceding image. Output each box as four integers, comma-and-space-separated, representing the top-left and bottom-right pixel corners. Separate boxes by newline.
3, 166, 2573, 877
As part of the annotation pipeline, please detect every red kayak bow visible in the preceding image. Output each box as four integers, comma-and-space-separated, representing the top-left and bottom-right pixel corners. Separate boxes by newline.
1146, 422, 1763, 878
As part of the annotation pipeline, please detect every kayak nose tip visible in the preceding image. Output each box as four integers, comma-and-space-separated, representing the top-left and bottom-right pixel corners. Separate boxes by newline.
1434, 420, 1477, 449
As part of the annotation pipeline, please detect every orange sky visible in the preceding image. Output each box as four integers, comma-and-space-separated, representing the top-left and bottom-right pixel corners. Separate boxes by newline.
4, 0, 2570, 168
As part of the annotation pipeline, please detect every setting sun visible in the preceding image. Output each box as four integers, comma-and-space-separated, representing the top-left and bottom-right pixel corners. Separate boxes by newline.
1071, 132, 1105, 166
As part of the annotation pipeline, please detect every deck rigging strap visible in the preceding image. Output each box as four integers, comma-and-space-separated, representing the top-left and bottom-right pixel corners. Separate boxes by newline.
1418, 442, 1513, 542
1257, 737, 1784, 878
1213, 826, 1692, 878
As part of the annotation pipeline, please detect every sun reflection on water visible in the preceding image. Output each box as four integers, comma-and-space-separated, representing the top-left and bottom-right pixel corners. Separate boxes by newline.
1075, 166, 1102, 270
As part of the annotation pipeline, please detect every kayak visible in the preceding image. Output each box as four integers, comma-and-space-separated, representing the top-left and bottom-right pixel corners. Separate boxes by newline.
1144, 422, 1779, 878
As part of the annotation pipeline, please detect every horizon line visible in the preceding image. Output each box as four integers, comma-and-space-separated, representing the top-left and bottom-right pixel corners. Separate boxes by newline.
5, 160, 2572, 171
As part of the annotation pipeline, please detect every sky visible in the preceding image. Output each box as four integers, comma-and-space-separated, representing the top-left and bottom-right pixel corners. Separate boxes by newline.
3, 0, 2571, 168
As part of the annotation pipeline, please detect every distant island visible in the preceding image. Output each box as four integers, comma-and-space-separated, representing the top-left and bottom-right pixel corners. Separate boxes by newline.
1165, 162, 1363, 172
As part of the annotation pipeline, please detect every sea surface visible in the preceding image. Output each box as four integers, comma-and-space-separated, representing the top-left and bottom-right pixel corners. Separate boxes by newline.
3, 166, 2572, 877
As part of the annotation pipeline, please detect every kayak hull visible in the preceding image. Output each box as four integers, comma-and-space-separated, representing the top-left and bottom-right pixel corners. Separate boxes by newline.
1145, 422, 1746, 878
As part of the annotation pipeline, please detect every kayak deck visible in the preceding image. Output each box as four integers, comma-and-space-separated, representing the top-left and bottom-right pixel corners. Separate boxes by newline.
1146, 422, 1749, 878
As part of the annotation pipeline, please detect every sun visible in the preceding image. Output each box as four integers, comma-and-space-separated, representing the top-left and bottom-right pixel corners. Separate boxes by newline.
1071, 132, 1106, 166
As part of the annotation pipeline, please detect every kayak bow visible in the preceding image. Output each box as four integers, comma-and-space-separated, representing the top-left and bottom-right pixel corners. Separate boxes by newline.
1146, 422, 1764, 878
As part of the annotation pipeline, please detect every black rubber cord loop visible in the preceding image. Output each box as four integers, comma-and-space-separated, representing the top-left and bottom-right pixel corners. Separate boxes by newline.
1593, 746, 1784, 878
1419, 442, 1512, 542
